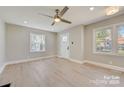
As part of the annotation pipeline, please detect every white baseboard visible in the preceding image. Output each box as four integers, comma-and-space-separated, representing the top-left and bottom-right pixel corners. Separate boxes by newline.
6, 55, 56, 65
84, 60, 124, 72
68, 58, 84, 64
56, 56, 84, 64
1, 56, 124, 75
0, 55, 56, 74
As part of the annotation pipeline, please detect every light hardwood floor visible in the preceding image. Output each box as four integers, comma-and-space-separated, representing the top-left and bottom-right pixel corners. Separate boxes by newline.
0, 57, 124, 87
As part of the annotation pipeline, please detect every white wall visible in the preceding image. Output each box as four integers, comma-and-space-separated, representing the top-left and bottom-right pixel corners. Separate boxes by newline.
57, 25, 84, 62
6, 23, 57, 62
0, 19, 6, 71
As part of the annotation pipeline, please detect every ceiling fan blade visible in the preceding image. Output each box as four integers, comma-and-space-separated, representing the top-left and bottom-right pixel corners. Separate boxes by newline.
59, 6, 69, 17
51, 21, 55, 26
60, 18, 72, 24
38, 13, 53, 18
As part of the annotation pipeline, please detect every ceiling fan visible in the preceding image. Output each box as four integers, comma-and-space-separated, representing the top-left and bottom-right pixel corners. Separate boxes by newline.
38, 6, 72, 26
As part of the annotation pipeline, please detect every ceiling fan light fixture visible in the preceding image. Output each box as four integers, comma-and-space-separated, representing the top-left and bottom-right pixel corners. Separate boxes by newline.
106, 6, 119, 16
54, 18, 60, 22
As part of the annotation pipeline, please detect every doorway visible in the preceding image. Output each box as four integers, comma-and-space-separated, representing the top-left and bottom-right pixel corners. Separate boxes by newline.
60, 32, 70, 58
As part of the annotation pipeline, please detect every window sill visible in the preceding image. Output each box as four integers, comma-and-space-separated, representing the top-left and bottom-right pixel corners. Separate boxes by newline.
93, 52, 124, 57
30, 50, 46, 53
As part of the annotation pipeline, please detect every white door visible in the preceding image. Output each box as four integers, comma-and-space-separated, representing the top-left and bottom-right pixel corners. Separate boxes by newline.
60, 32, 69, 58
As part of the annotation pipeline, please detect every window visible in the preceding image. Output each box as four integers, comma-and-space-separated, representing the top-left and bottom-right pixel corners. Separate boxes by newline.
62, 36, 67, 42
93, 23, 124, 56
94, 27, 112, 53
117, 25, 124, 55
30, 33, 45, 52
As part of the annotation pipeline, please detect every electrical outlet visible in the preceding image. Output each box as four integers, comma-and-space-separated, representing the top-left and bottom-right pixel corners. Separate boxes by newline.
109, 61, 113, 64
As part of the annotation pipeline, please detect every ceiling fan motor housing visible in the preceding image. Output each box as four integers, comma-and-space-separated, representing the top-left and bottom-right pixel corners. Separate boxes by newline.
55, 9, 60, 14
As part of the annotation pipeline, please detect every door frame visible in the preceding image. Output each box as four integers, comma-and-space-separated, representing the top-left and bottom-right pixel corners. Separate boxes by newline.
60, 32, 70, 59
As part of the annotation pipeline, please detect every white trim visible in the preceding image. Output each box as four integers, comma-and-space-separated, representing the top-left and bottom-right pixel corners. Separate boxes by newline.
93, 22, 124, 56
1, 56, 124, 76
0, 55, 56, 74
57, 56, 124, 72
56, 56, 84, 64
84, 60, 124, 72
93, 26, 113, 54
30, 33, 46, 53
114, 22, 124, 27
81, 26, 84, 60
93, 24, 114, 31
0, 64, 6, 75
68, 58, 84, 64
115, 23, 124, 55
92, 52, 124, 57
30, 50, 46, 53
56, 55, 65, 58
6, 55, 56, 65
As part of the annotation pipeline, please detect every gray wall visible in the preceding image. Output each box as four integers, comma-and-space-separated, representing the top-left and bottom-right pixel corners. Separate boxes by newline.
6, 24, 57, 62
0, 19, 6, 70
84, 14, 124, 68
4, 14, 124, 69
57, 25, 84, 62
69, 26, 84, 61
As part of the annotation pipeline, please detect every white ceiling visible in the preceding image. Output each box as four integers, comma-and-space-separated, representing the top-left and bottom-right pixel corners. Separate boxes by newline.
0, 6, 124, 32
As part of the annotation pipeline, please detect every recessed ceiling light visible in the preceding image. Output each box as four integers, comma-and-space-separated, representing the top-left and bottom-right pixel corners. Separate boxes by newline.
89, 7, 95, 11
24, 21, 28, 24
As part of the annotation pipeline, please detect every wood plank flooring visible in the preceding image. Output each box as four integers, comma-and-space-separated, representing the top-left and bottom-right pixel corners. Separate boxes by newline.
0, 57, 124, 87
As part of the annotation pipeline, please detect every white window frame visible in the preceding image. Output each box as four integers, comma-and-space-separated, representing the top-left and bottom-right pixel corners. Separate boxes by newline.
93, 25, 113, 55
115, 22, 124, 56
30, 33, 46, 53
93, 22, 124, 56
